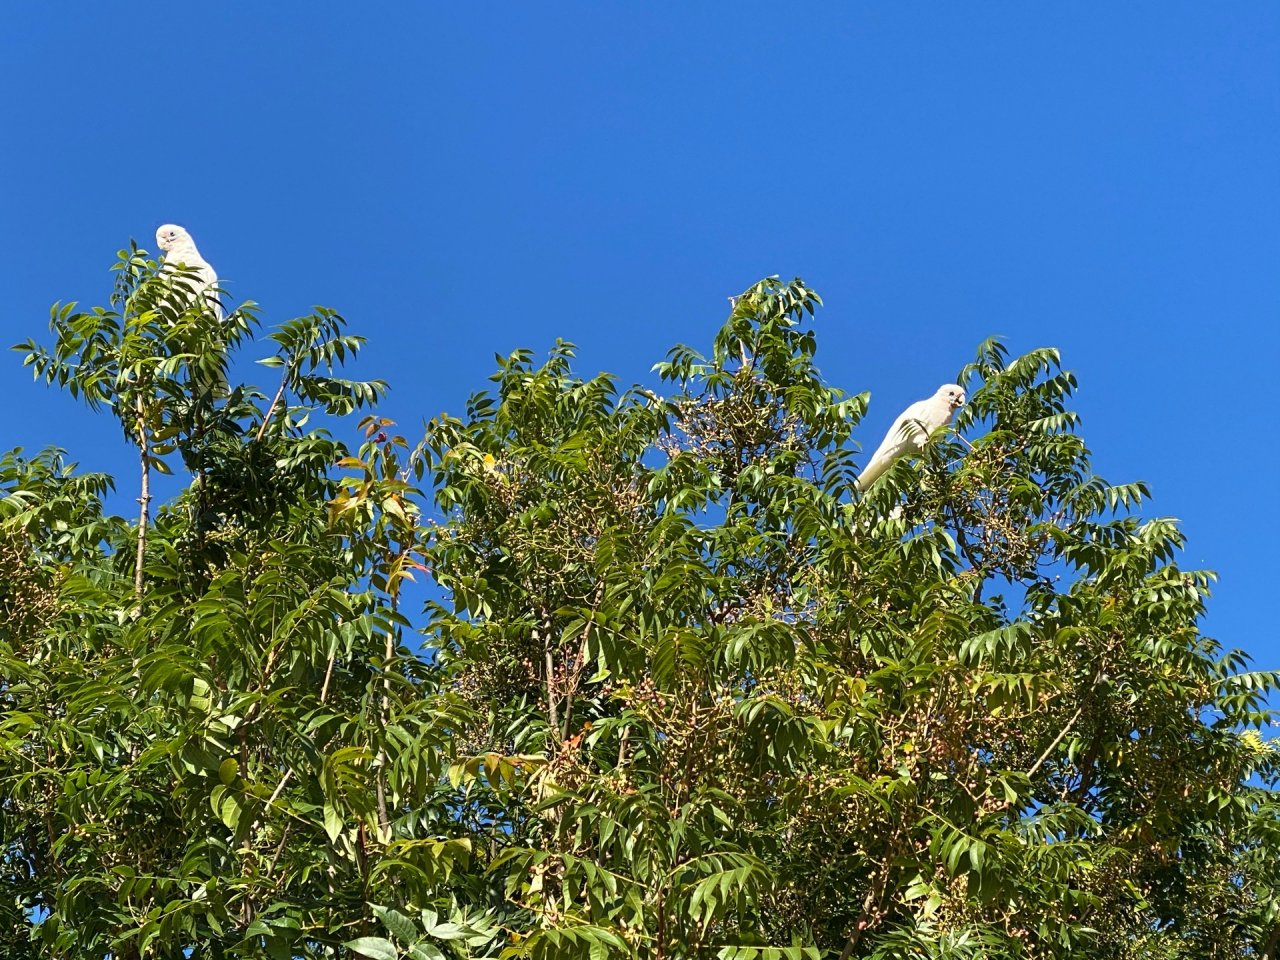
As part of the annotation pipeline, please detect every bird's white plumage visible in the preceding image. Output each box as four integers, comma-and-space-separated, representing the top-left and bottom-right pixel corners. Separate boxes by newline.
856, 383, 966, 490
156, 224, 221, 319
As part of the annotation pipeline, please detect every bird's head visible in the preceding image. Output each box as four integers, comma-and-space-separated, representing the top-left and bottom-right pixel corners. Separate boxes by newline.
156, 224, 191, 252
937, 383, 966, 412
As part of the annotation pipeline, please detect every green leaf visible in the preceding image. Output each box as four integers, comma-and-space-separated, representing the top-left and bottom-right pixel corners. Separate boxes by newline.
210, 786, 242, 832
323, 802, 344, 843
218, 757, 238, 785
344, 937, 399, 960
373, 904, 420, 944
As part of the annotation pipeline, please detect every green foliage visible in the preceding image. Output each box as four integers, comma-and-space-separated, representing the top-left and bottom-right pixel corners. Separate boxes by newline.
2, 264, 1276, 960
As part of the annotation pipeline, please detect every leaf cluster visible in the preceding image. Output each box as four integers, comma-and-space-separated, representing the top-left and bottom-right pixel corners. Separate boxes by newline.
1, 264, 1276, 960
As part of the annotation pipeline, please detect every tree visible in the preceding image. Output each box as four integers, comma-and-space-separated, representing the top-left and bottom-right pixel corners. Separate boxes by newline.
2, 259, 1277, 959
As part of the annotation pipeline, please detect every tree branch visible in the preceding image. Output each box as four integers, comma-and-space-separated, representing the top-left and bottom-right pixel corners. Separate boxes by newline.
133, 396, 151, 597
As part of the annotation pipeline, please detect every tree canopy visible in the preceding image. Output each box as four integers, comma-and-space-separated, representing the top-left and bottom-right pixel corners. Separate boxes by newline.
2, 254, 1278, 959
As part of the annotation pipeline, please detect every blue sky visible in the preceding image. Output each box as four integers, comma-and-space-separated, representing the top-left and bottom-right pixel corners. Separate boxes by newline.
1, 5, 1276, 668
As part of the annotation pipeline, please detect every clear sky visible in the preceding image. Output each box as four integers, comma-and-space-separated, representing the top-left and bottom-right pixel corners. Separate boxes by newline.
1, 5, 1276, 671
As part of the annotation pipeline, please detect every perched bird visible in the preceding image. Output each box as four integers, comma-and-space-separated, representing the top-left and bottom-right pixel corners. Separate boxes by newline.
156, 224, 221, 319
856, 383, 966, 490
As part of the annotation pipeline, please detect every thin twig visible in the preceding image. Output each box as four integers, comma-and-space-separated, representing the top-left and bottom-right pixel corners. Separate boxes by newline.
259, 644, 337, 879
1027, 699, 1087, 780
267, 769, 293, 807
255, 366, 291, 443
266, 823, 292, 878
319, 643, 337, 703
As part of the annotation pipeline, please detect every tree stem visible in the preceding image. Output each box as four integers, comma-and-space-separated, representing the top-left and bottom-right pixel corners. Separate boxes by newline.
1260, 924, 1280, 960
840, 863, 889, 960
375, 581, 401, 840
541, 609, 558, 740
375, 623, 395, 839
133, 398, 151, 597
616, 725, 630, 769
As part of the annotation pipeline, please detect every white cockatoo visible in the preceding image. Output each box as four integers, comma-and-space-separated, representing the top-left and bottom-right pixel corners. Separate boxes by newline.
856, 383, 966, 490
156, 224, 221, 319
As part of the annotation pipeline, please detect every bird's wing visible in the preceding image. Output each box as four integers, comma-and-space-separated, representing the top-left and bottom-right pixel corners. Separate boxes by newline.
856, 399, 932, 489
197, 260, 222, 319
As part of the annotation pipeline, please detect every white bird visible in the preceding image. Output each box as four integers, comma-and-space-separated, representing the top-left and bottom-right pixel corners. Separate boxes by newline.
156, 224, 221, 319
856, 383, 966, 490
